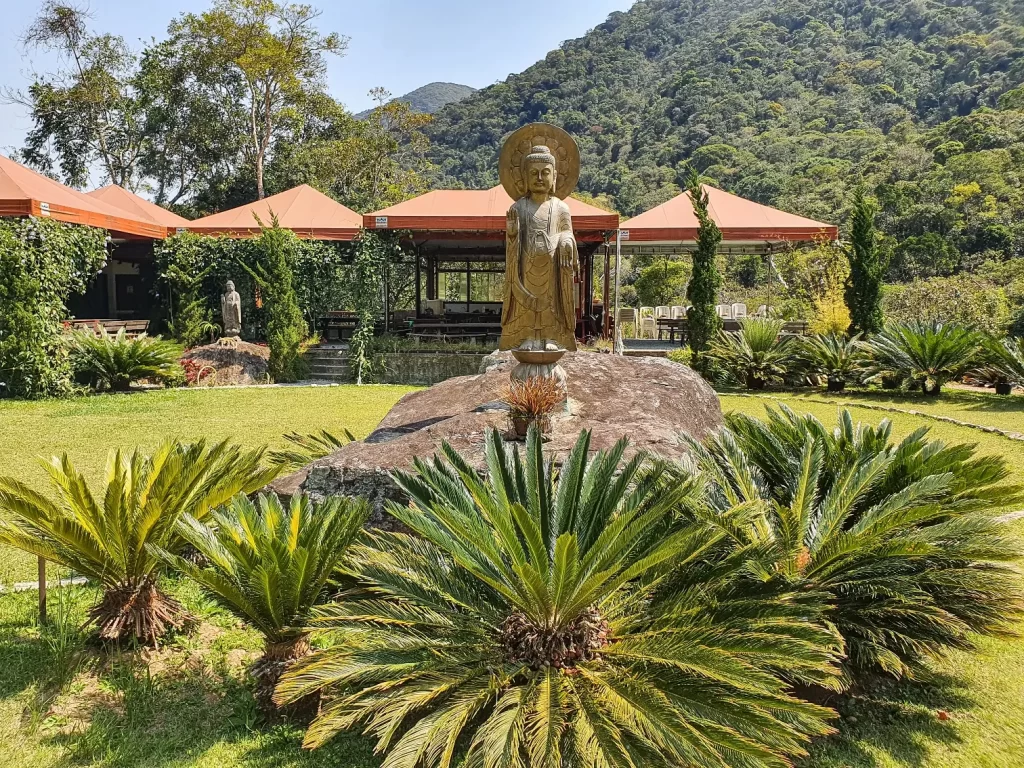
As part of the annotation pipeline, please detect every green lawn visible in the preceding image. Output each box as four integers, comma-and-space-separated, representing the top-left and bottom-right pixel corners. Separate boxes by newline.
0, 384, 1023, 767
0, 386, 416, 585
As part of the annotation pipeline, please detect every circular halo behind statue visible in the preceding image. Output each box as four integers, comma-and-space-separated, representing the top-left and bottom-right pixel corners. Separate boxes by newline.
499, 123, 581, 201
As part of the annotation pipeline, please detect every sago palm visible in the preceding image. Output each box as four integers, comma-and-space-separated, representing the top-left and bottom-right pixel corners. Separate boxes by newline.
862, 321, 982, 396
797, 332, 863, 392
980, 335, 1024, 390
154, 492, 368, 710
268, 429, 356, 471
277, 428, 841, 768
68, 328, 183, 392
0, 440, 281, 643
684, 406, 1022, 682
709, 317, 792, 389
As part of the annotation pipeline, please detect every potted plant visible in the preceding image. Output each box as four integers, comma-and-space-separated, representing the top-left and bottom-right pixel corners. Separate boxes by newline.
501, 376, 563, 437
797, 332, 863, 393
978, 336, 1024, 396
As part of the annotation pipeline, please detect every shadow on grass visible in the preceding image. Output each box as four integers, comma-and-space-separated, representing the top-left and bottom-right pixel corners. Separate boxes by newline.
801, 671, 975, 767
37, 647, 380, 768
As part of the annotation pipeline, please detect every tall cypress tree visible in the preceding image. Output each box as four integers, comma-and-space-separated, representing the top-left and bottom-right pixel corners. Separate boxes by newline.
844, 187, 884, 336
248, 218, 307, 382
686, 172, 723, 373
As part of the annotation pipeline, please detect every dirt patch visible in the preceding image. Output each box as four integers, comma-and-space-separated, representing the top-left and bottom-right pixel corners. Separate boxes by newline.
182, 340, 270, 387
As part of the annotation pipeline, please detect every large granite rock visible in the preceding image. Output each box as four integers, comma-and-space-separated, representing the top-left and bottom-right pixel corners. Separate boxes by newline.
271, 352, 722, 524
182, 340, 269, 386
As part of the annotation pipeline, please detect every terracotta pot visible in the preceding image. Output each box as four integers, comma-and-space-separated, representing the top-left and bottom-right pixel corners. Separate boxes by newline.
996, 382, 1013, 396
827, 377, 846, 393
511, 415, 551, 438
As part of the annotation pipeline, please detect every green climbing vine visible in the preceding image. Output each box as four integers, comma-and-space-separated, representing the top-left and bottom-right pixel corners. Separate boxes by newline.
0, 217, 107, 399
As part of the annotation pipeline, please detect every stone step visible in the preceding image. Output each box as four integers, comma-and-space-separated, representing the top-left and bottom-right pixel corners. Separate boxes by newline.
309, 363, 351, 373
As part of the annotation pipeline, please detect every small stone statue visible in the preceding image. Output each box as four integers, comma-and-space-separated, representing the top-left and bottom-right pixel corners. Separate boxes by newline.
221, 280, 242, 337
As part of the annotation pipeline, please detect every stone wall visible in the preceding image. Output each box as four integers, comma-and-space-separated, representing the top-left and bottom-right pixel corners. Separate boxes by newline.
305, 349, 491, 386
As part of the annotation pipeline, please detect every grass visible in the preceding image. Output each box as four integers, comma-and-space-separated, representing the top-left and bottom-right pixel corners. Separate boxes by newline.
0, 386, 416, 586
1, 383, 1024, 766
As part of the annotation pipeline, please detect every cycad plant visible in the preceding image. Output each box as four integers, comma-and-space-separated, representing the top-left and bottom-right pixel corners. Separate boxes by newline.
798, 332, 863, 392
277, 428, 841, 768
862, 321, 982, 396
979, 335, 1024, 394
268, 429, 356, 472
0, 440, 280, 643
155, 493, 367, 711
69, 328, 183, 392
685, 406, 1022, 682
708, 317, 792, 389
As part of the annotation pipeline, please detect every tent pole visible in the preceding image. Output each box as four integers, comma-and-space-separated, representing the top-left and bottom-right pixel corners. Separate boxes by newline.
613, 230, 623, 355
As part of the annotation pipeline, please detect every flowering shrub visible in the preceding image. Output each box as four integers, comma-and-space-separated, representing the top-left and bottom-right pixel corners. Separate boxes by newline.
179, 358, 214, 386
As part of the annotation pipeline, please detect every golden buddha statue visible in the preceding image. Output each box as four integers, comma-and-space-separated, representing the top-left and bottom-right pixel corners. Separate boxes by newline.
498, 124, 580, 352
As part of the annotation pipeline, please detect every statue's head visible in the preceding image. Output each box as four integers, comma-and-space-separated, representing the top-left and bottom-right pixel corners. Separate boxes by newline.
522, 145, 557, 196
226, 280, 235, 292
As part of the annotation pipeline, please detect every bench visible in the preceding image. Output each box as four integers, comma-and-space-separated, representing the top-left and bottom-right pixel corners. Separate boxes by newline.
69, 319, 150, 338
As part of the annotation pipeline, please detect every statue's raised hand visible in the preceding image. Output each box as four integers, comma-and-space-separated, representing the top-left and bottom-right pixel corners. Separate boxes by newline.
506, 209, 519, 238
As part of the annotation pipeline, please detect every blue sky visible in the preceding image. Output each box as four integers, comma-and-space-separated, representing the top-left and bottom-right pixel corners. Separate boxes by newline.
0, 0, 634, 159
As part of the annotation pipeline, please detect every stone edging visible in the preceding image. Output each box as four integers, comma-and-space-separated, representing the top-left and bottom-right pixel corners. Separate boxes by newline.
723, 392, 1024, 443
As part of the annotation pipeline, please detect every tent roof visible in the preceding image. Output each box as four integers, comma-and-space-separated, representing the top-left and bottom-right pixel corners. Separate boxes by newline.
620, 185, 837, 245
187, 184, 362, 240
0, 155, 166, 239
365, 186, 619, 241
87, 185, 191, 236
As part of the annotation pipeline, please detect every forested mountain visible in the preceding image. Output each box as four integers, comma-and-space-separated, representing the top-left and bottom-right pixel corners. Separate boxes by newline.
428, 0, 1024, 276
356, 82, 477, 118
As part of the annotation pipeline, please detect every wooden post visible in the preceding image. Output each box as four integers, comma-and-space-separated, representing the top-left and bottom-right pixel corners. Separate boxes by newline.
38, 556, 47, 625
414, 245, 422, 317
603, 243, 611, 338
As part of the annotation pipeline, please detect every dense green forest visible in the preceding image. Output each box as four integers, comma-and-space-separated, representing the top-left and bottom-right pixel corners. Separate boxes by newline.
428, 0, 1024, 279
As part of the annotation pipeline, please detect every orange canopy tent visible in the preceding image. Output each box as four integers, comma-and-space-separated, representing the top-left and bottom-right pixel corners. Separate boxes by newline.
365, 186, 619, 242
0, 155, 166, 240
187, 184, 361, 240
87, 185, 191, 238
620, 185, 837, 251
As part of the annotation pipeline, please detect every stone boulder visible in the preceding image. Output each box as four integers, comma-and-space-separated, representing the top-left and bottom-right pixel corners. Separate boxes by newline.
182, 340, 270, 386
271, 352, 723, 524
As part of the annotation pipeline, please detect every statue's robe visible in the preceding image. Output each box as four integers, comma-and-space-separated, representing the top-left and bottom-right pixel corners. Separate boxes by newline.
499, 196, 578, 351
222, 292, 242, 335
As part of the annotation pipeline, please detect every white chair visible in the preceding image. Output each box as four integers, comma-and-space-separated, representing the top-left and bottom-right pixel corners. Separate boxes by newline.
753, 304, 768, 317
421, 299, 444, 317
655, 305, 671, 319
716, 304, 733, 320
639, 306, 656, 339
616, 307, 639, 338
671, 305, 686, 319
731, 303, 748, 319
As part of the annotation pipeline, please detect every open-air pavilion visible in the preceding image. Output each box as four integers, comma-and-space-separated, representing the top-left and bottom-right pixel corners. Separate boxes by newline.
365, 185, 620, 342
616, 185, 839, 342
187, 184, 362, 240
0, 156, 180, 325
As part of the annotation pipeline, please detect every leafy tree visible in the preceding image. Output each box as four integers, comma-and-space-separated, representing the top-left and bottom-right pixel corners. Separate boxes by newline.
686, 407, 1022, 681
8, 4, 146, 188
0, 440, 280, 643
155, 492, 367, 711
845, 187, 884, 336
883, 275, 1010, 336
170, 0, 347, 199
686, 174, 722, 371
277, 428, 840, 767
633, 257, 689, 307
